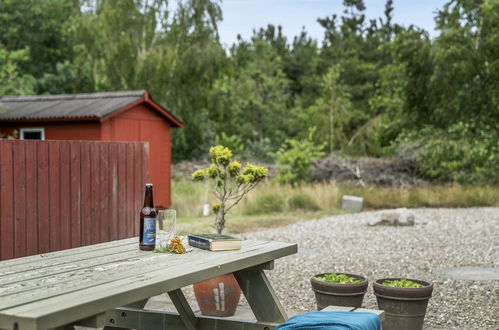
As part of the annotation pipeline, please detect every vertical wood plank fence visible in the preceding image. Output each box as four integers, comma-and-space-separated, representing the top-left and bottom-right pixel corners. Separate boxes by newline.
0, 140, 149, 261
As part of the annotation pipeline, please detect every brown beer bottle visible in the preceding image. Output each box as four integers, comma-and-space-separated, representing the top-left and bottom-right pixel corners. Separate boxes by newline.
139, 183, 157, 251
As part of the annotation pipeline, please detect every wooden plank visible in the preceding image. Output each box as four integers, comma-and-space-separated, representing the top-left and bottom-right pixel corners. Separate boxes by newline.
36, 142, 50, 254
134, 143, 142, 237
59, 141, 71, 250
0, 244, 141, 288
13, 141, 27, 258
0, 241, 295, 327
106, 307, 279, 330
49, 140, 61, 251
0, 141, 14, 260
99, 143, 110, 243
353, 307, 384, 321
90, 142, 100, 244
321, 306, 356, 312
80, 142, 91, 246
69, 142, 81, 248
25, 142, 38, 256
234, 266, 287, 323
108, 144, 118, 241
117, 143, 127, 239
125, 143, 135, 237
167, 289, 198, 330
0, 251, 148, 303
0, 238, 136, 269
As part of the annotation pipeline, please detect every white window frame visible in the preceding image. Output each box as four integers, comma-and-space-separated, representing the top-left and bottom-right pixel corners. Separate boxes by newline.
20, 128, 45, 140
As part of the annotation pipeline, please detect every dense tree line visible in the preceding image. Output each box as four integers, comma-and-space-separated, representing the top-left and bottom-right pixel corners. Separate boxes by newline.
0, 0, 497, 183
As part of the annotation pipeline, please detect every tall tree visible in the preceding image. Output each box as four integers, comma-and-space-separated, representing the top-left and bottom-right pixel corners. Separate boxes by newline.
0, 0, 82, 93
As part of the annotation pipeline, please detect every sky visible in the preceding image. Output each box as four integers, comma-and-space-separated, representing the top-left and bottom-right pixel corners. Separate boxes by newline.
218, 0, 447, 47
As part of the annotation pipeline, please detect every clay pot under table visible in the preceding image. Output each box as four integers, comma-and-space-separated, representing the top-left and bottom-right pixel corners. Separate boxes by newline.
193, 273, 241, 317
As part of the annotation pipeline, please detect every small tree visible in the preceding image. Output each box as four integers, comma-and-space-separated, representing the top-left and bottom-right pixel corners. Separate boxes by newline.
192, 145, 268, 234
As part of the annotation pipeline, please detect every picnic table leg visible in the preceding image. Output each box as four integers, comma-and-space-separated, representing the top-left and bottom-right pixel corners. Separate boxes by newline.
233, 265, 288, 323
168, 289, 198, 330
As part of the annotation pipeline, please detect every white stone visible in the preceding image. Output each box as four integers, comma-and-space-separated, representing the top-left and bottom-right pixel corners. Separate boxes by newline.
341, 195, 364, 212
202, 203, 210, 216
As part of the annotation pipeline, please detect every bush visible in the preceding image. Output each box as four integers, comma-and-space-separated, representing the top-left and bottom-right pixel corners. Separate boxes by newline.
274, 128, 325, 185
215, 133, 244, 155
288, 192, 320, 211
415, 123, 499, 184
243, 137, 274, 162
243, 193, 284, 215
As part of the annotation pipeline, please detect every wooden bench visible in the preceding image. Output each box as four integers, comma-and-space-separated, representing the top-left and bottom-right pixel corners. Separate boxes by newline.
322, 305, 384, 323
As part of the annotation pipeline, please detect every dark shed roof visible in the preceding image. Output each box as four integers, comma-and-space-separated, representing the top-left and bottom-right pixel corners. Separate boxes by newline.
0, 90, 183, 127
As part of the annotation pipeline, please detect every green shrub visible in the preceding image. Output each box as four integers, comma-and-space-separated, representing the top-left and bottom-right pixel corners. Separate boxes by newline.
243, 137, 274, 162
288, 192, 320, 211
315, 273, 363, 284
244, 193, 284, 215
215, 133, 244, 155
274, 128, 325, 185
416, 123, 499, 184
383, 279, 422, 288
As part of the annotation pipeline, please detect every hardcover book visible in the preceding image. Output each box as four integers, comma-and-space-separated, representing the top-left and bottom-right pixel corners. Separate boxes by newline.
188, 234, 242, 251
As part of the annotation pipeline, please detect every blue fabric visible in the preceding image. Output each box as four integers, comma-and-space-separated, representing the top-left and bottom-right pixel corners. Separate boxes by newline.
275, 311, 381, 330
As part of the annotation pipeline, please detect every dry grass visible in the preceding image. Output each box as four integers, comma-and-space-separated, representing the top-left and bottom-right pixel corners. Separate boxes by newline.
171, 179, 499, 234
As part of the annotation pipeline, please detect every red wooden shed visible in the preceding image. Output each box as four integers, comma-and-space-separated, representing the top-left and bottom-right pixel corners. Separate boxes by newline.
0, 91, 183, 208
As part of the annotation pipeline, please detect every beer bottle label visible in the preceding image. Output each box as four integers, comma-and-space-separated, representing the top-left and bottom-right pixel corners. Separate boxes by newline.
142, 217, 156, 245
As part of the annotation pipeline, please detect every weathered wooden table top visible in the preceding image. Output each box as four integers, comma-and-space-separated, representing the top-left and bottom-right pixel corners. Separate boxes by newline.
0, 237, 297, 330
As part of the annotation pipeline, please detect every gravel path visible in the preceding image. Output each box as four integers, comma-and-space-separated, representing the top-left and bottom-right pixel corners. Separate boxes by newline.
242, 207, 499, 329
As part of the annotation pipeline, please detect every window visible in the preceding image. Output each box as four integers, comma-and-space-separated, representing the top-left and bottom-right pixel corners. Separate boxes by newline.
20, 128, 45, 140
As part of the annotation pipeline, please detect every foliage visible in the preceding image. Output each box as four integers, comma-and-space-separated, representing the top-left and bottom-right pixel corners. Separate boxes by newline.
173, 179, 499, 221
215, 133, 244, 155
314, 273, 363, 284
0, 47, 36, 96
383, 279, 423, 288
191, 145, 268, 233
274, 128, 325, 185
1, 0, 498, 183
243, 193, 284, 215
417, 123, 499, 183
242, 137, 274, 162
154, 236, 187, 254
288, 192, 320, 211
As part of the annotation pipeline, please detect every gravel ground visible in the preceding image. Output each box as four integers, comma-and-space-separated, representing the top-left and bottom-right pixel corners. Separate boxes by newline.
241, 207, 499, 329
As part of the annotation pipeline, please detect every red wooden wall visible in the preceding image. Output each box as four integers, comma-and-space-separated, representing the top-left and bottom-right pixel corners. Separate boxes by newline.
0, 140, 149, 261
102, 103, 172, 208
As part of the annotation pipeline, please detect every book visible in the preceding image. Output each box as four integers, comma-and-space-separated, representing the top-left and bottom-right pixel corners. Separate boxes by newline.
188, 234, 242, 251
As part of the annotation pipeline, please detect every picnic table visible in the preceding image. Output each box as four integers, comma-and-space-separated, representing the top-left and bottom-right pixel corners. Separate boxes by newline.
0, 237, 297, 330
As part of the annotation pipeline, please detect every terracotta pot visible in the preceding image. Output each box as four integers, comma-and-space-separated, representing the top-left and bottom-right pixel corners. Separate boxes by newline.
310, 273, 368, 310
193, 273, 241, 317
373, 278, 433, 330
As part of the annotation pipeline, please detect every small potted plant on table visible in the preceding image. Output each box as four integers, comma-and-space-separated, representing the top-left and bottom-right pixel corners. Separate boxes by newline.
310, 272, 368, 310
191, 145, 268, 317
373, 278, 433, 330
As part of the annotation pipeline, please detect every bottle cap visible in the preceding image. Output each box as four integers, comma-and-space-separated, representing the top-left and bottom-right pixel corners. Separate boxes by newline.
145, 183, 153, 187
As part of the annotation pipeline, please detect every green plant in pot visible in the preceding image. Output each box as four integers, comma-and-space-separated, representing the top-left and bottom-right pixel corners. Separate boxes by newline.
191, 145, 268, 317
310, 272, 368, 310
373, 278, 433, 330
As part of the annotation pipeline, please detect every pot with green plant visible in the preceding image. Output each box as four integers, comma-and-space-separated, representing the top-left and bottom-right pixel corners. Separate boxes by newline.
373, 278, 433, 330
191, 145, 268, 316
310, 272, 368, 310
